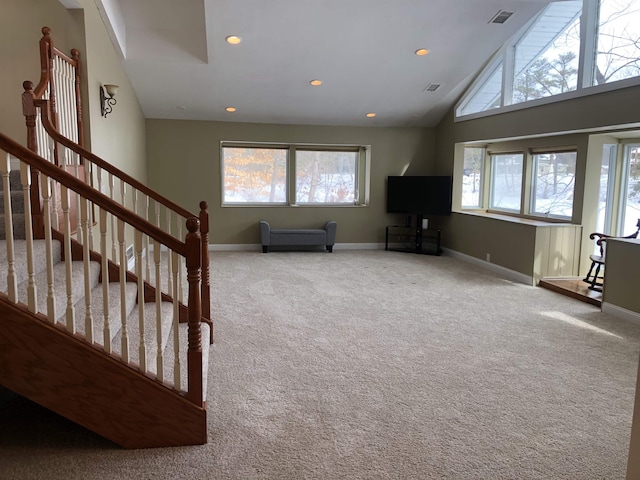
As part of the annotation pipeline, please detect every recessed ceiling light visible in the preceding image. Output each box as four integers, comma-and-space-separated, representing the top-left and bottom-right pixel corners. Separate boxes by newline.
225, 107, 237, 112
225, 35, 242, 45
415, 48, 429, 56
310, 79, 323, 86
366, 113, 376, 118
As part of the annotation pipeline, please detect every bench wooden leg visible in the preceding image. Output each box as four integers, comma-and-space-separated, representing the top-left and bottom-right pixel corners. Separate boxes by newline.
326, 246, 333, 253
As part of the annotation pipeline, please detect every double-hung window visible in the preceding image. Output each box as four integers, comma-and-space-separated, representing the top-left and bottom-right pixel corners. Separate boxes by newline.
489, 152, 524, 212
460, 147, 577, 220
530, 150, 577, 218
461, 147, 486, 208
295, 149, 359, 204
221, 143, 367, 206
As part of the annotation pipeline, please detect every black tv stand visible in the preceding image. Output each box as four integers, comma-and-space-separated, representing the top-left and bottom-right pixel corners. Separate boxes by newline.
385, 214, 442, 256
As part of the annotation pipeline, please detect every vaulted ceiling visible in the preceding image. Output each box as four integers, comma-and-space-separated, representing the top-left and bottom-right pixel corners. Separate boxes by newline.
94, 0, 557, 127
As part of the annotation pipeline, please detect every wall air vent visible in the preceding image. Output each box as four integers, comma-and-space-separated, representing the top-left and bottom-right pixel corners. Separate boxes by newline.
489, 10, 514, 24
423, 83, 441, 92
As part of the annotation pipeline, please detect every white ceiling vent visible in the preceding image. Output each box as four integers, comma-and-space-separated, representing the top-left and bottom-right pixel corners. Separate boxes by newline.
423, 83, 441, 92
489, 10, 514, 24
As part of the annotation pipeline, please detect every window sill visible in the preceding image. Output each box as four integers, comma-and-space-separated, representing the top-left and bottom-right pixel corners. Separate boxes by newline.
221, 203, 368, 208
453, 209, 574, 226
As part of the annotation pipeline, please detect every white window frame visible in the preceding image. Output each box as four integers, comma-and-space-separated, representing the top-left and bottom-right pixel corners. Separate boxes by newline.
461, 146, 486, 209
488, 151, 525, 213
455, 0, 640, 121
221, 142, 370, 207
529, 150, 578, 220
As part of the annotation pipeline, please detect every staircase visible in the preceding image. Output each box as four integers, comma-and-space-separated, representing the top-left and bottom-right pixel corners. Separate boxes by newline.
1, 26, 212, 448
0, 141, 212, 449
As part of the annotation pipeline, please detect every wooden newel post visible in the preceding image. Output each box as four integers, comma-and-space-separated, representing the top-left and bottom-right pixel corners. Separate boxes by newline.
22, 81, 45, 239
185, 217, 203, 407
199, 201, 210, 321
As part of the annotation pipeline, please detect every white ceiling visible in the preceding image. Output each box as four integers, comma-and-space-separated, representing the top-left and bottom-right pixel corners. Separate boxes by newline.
94, 0, 557, 128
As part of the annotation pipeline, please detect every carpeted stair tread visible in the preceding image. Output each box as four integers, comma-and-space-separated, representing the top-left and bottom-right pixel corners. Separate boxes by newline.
0, 169, 22, 190
111, 301, 175, 375
15, 260, 101, 324
0, 213, 26, 240
72, 280, 138, 346
0, 172, 27, 240
0, 190, 26, 214
0, 239, 62, 291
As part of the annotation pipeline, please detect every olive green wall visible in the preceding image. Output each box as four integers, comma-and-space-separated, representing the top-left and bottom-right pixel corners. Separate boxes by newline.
433, 84, 640, 279
627, 351, 640, 480
77, 0, 147, 182
0, 0, 71, 144
603, 239, 640, 314
146, 119, 434, 245
0, 0, 147, 183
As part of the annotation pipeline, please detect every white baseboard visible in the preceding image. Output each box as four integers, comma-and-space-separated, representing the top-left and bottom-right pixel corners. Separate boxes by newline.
210, 244, 262, 252
209, 243, 384, 252
442, 248, 533, 285
602, 302, 640, 326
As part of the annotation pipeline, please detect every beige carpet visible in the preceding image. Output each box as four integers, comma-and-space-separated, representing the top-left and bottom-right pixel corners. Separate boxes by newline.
1, 250, 640, 479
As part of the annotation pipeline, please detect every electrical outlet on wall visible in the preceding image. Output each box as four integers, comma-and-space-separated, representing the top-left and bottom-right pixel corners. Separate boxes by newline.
486, 253, 491, 262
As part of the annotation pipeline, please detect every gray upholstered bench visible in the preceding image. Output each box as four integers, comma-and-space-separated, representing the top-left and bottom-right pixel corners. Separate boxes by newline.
260, 220, 337, 253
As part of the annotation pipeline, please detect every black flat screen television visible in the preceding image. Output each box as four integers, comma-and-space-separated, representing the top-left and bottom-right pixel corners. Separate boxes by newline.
386, 175, 452, 215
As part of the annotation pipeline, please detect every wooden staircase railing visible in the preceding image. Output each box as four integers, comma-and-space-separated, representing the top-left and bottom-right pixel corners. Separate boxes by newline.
0, 129, 206, 407
26, 93, 212, 328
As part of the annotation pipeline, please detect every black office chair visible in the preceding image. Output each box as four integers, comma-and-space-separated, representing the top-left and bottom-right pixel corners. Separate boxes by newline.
583, 218, 640, 292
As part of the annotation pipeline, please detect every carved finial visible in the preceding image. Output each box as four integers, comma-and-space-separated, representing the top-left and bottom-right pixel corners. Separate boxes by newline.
71, 48, 80, 60
41, 26, 51, 37
186, 217, 200, 233
23, 81, 34, 92
199, 201, 208, 211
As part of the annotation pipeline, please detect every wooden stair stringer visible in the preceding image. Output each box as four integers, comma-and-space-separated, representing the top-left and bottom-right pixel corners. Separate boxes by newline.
0, 295, 207, 449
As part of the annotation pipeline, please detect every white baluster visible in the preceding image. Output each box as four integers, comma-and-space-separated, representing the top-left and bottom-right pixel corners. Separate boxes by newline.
74, 160, 81, 242
177, 222, 184, 303
166, 210, 173, 295
1, 153, 17, 302
118, 219, 129, 362
48, 137, 59, 229
135, 230, 146, 371
40, 174, 56, 323
85, 162, 94, 251
109, 173, 117, 262
100, 208, 111, 353
61, 183, 75, 332
20, 162, 37, 313
172, 250, 181, 390
120, 179, 126, 211
81, 196, 93, 343
145, 196, 152, 282
155, 239, 164, 381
